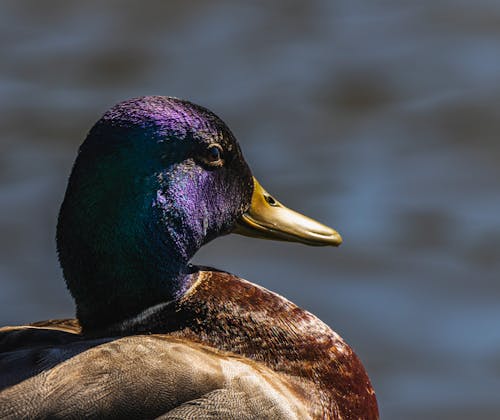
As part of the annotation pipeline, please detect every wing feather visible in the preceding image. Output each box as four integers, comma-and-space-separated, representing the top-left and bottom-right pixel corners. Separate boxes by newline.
0, 330, 308, 419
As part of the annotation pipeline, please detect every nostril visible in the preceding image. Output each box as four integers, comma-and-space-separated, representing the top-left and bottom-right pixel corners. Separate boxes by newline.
264, 195, 278, 206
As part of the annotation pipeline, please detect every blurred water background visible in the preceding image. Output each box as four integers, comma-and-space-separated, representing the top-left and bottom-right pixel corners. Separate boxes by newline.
1, 1, 499, 418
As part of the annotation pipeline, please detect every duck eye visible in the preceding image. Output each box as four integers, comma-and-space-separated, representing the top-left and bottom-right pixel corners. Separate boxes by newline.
208, 146, 221, 162
200, 144, 224, 167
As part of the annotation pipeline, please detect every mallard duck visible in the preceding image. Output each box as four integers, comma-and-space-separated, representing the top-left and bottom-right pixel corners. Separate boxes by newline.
0, 96, 378, 419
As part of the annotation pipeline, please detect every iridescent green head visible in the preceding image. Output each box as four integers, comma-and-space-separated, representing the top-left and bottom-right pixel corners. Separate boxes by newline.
57, 96, 341, 332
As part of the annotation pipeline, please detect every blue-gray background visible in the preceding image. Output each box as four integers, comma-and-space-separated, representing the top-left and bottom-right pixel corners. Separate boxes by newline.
1, 1, 499, 419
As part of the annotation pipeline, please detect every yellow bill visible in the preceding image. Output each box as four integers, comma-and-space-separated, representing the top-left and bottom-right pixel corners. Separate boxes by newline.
233, 177, 342, 246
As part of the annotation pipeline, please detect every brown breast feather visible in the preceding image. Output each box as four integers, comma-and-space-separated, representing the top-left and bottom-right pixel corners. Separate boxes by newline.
168, 271, 379, 419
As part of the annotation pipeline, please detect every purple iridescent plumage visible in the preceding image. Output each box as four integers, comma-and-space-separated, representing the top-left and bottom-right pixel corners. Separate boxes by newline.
100, 96, 226, 142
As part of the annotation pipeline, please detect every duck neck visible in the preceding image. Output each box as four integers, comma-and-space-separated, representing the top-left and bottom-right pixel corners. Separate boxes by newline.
57, 161, 198, 332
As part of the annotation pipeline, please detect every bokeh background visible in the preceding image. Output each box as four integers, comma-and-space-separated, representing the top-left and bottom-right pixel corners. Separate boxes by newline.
1, 1, 499, 418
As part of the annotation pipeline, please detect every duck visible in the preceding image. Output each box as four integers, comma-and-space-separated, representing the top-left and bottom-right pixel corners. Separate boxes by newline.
0, 96, 378, 419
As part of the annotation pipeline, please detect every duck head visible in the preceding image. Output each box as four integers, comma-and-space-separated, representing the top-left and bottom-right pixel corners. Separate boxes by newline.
57, 96, 342, 331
